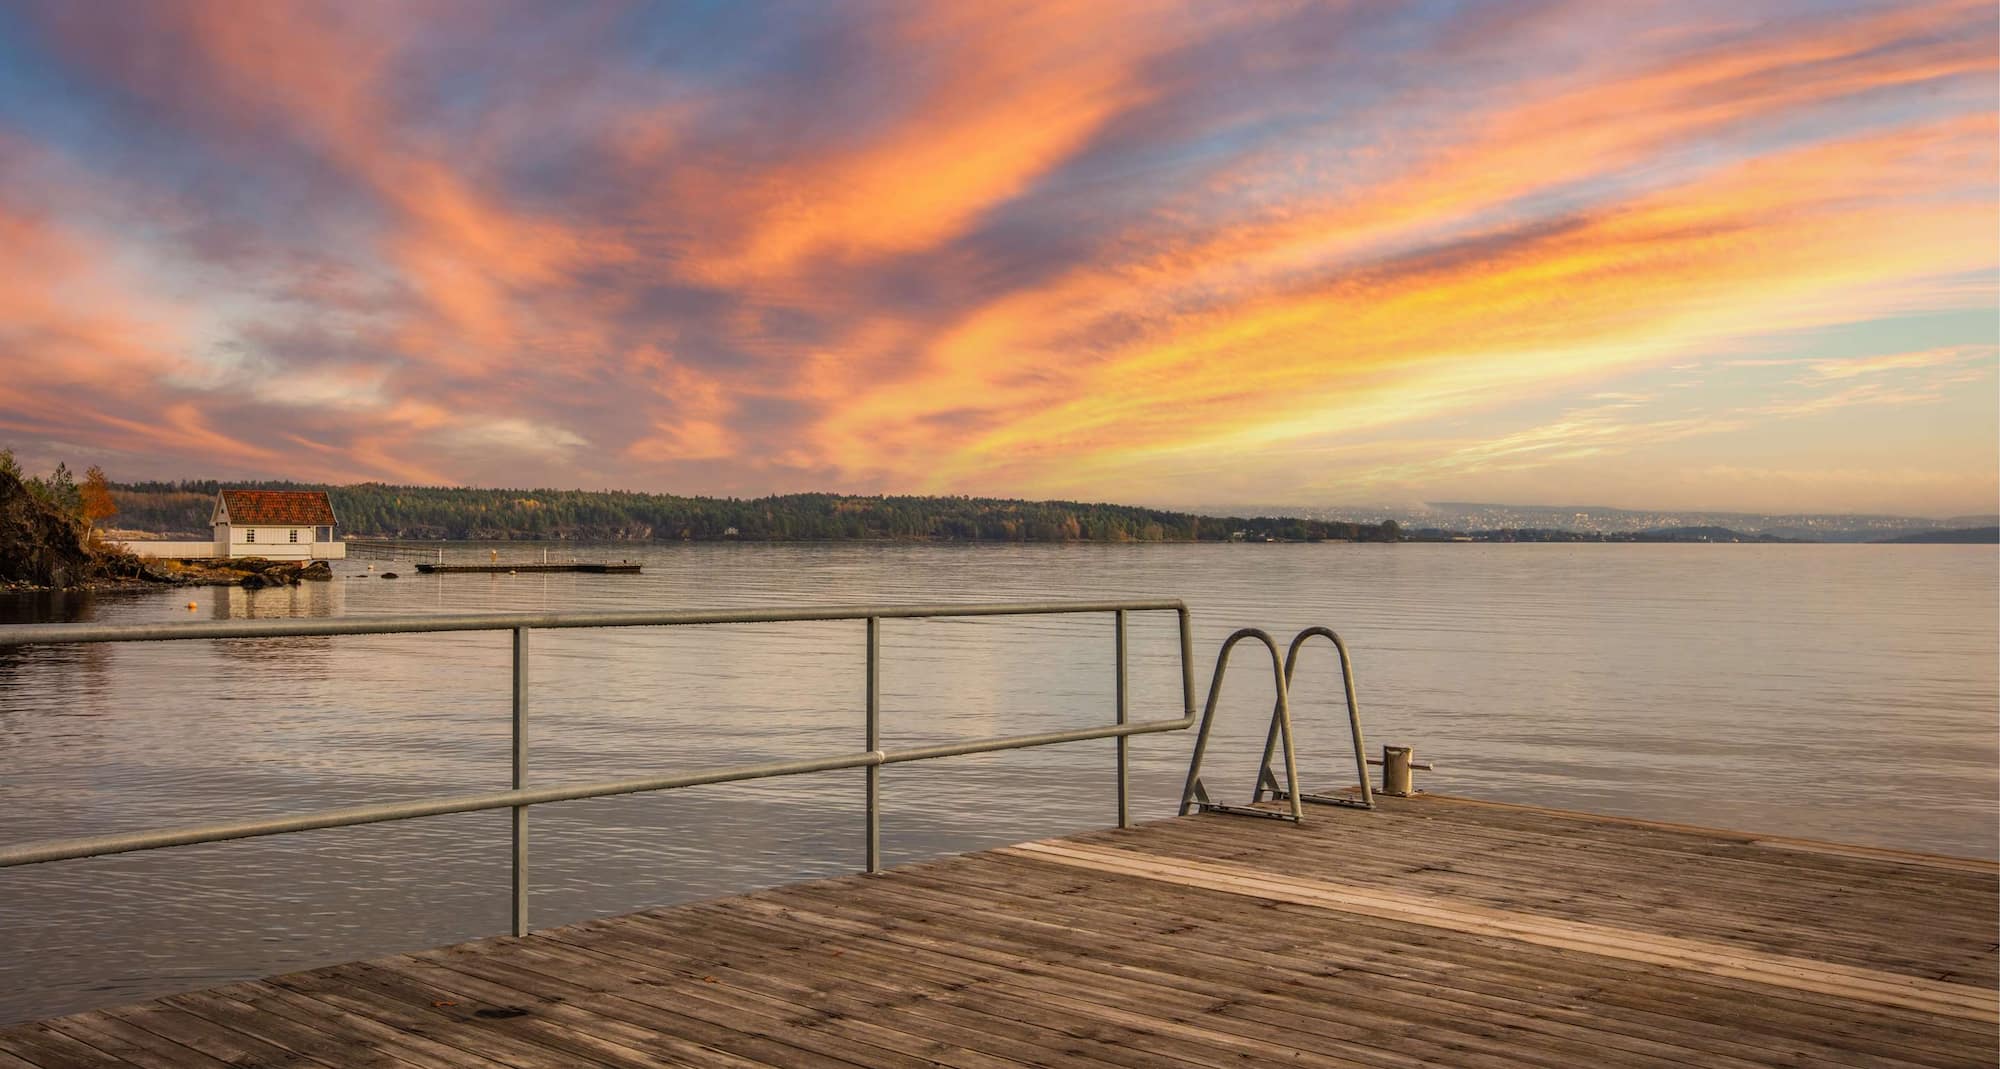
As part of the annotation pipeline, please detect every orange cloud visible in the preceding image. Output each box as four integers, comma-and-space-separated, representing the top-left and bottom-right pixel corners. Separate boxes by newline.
3, 1, 1992, 511
690, 3, 1213, 283
825, 110, 1993, 496
801, 1, 1998, 496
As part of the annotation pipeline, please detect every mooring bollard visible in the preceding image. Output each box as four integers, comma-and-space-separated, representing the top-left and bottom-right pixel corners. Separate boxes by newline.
1381, 745, 1415, 796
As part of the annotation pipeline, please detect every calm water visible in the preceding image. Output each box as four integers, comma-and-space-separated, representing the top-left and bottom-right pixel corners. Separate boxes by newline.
1, 542, 1994, 1023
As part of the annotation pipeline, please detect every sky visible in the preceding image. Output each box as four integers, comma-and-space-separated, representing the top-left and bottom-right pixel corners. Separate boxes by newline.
0, 0, 1994, 515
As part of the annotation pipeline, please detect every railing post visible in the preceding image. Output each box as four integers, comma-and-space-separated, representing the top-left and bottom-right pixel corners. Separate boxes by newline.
1115, 609, 1130, 829
865, 616, 881, 874
511, 626, 529, 936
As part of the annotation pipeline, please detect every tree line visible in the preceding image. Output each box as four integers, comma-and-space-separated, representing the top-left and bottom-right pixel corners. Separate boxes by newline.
102, 477, 1399, 543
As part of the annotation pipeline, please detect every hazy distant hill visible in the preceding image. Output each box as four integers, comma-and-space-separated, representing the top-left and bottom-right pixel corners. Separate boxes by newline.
1193, 501, 1996, 542
106, 480, 1398, 544
1407, 526, 1800, 543
1870, 527, 2000, 544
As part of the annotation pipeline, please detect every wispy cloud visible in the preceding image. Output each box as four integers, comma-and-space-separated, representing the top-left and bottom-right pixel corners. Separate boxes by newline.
1801, 345, 1995, 380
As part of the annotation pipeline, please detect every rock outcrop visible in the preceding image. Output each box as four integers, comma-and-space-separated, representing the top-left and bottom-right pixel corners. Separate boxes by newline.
0, 468, 134, 588
238, 560, 322, 588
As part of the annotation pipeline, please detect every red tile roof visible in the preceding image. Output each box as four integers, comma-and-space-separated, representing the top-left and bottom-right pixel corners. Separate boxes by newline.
220, 490, 337, 526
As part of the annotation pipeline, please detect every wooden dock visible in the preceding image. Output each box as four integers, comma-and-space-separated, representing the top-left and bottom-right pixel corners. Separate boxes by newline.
414, 563, 643, 574
3, 793, 1993, 1068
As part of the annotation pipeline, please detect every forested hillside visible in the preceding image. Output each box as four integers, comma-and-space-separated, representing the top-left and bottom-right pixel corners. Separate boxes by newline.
108, 480, 1397, 543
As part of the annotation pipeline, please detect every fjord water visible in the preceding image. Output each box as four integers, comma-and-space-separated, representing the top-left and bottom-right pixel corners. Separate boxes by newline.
1, 542, 1994, 1023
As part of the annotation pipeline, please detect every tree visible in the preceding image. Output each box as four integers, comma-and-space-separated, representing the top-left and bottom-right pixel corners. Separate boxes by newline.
47, 462, 81, 515
0, 448, 19, 482
80, 465, 116, 534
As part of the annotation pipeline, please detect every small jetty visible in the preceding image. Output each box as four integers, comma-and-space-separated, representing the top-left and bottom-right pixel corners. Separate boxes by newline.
3, 794, 1993, 1068
415, 562, 643, 574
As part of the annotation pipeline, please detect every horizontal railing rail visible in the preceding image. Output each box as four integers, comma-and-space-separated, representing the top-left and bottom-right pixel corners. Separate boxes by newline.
0, 599, 1188, 646
0, 599, 1197, 939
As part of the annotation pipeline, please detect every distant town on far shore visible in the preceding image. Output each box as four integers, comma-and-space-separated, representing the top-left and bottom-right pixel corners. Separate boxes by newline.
1185, 501, 2000, 544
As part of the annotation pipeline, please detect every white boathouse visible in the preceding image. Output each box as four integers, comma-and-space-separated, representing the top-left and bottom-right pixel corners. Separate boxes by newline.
122, 489, 347, 560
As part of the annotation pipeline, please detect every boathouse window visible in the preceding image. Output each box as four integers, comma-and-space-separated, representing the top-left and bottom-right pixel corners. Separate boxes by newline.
245, 529, 255, 543
290, 530, 299, 543
316, 526, 331, 541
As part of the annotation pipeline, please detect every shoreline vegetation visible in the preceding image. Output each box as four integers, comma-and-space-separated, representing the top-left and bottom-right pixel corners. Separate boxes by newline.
107, 479, 1404, 545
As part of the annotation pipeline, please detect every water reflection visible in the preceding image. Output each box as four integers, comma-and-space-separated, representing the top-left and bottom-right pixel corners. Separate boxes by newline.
211, 579, 344, 663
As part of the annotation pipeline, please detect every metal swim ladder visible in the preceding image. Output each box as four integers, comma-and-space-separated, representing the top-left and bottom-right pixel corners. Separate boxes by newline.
1178, 626, 1375, 820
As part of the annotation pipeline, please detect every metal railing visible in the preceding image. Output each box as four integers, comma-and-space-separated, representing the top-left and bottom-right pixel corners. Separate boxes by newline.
0, 600, 1196, 937
1178, 625, 1377, 819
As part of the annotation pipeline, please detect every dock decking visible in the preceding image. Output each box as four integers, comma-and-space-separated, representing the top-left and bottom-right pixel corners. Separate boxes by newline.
3, 793, 1994, 1068
414, 563, 643, 574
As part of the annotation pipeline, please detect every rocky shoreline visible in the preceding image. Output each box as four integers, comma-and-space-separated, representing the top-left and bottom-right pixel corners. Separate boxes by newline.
141, 556, 334, 589
3, 467, 339, 593
0, 556, 334, 594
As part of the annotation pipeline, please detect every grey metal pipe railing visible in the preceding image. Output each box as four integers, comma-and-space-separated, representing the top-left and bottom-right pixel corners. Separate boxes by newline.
0, 599, 1187, 647
0, 600, 1195, 939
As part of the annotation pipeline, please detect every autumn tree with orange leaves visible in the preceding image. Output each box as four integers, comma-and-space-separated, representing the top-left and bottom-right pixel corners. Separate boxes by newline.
80, 465, 116, 535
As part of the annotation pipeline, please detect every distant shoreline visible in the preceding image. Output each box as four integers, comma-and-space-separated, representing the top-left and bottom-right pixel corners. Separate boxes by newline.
105, 527, 2000, 547
93, 478, 2000, 548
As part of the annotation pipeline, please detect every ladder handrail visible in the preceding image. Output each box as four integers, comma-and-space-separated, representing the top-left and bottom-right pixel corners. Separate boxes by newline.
1176, 628, 1303, 822
1252, 627, 1374, 810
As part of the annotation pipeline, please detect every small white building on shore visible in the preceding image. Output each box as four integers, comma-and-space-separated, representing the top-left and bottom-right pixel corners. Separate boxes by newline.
122, 489, 346, 560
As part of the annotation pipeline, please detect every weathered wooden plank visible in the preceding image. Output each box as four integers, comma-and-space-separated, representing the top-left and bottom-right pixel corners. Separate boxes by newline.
38, 1015, 231, 1069
574, 902, 1327, 1069
1006, 840, 2000, 1021
563, 926, 1161, 1069
444, 936, 1037, 1069
100, 1003, 307, 1069
1021, 842, 1999, 1024
266, 963, 634, 1069
159, 987, 422, 1069
750, 871, 1867, 1069
1393, 795, 2000, 875
658, 899, 1409, 1069
712, 884, 1650, 1069
186, 981, 519, 1069
402, 942, 897, 1069
870, 858, 1968, 1069
752, 852, 1984, 1056
369, 953, 805, 1069
326, 954, 717, 1069
0, 1025, 133, 1069
914, 852, 1977, 1069
1105, 814, 2000, 944
547, 907, 1220, 1069
683, 895, 1587, 1069
936, 852, 2000, 1048
1110, 806, 1999, 901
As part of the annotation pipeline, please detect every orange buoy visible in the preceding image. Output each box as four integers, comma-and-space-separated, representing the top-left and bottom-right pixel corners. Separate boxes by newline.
186, 601, 197, 610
